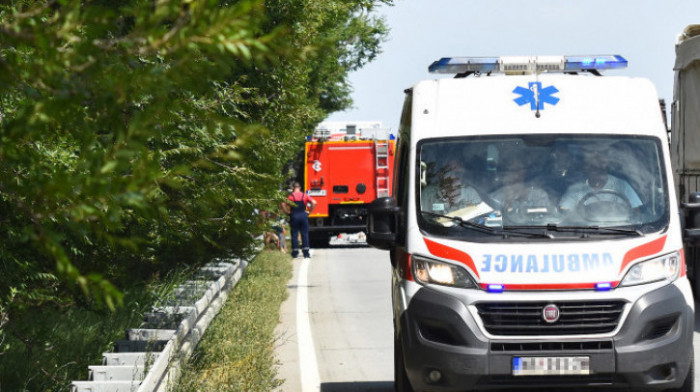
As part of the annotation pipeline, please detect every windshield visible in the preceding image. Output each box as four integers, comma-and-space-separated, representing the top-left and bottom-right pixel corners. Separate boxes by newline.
417, 135, 669, 239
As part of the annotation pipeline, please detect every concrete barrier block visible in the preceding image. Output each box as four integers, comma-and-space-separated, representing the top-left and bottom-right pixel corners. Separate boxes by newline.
89, 365, 145, 381
114, 339, 167, 353
102, 353, 159, 367
71, 380, 140, 392
126, 329, 176, 341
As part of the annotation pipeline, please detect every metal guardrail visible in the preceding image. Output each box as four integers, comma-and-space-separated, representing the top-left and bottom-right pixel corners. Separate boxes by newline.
71, 257, 248, 392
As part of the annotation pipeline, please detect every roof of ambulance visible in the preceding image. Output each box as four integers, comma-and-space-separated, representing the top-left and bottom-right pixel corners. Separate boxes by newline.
409, 73, 665, 139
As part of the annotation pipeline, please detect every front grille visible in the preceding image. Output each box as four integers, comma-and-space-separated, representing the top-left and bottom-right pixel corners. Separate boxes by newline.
640, 315, 678, 341
417, 318, 466, 346
491, 340, 613, 352
481, 374, 621, 387
476, 301, 625, 336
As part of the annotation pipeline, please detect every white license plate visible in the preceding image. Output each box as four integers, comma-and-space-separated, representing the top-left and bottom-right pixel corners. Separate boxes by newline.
307, 190, 326, 196
513, 356, 590, 376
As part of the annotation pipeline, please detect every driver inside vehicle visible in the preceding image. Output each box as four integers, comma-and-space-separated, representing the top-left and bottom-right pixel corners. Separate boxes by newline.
421, 159, 482, 215
558, 142, 642, 221
490, 154, 553, 224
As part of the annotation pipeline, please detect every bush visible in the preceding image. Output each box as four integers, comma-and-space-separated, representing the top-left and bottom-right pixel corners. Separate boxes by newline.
0, 267, 192, 391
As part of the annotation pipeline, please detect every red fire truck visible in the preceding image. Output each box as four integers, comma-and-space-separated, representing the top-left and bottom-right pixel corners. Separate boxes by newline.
304, 121, 395, 245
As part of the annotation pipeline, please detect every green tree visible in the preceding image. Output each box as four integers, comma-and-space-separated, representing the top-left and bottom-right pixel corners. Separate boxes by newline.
0, 1, 390, 386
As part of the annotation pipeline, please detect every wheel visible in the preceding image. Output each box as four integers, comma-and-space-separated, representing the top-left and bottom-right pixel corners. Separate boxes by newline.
692, 266, 700, 301
575, 189, 632, 222
687, 246, 700, 299
394, 333, 414, 392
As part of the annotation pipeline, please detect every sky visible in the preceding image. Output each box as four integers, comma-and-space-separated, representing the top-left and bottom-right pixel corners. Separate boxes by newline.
326, 0, 700, 132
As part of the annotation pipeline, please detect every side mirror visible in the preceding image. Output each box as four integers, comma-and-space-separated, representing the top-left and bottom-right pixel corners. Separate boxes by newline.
681, 192, 700, 244
366, 197, 399, 250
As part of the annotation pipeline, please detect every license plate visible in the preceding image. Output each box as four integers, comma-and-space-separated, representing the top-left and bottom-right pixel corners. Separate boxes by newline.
307, 190, 326, 196
513, 356, 590, 376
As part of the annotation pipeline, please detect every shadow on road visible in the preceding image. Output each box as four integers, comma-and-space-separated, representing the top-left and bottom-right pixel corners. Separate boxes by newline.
319, 383, 578, 392
325, 243, 370, 249
310, 241, 369, 249
320, 381, 393, 392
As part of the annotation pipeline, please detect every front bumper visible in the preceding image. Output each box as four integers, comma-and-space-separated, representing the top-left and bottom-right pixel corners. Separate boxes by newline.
308, 224, 367, 234
399, 283, 694, 391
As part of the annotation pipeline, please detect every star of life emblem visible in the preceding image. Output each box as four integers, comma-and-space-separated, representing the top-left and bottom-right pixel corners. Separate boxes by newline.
513, 82, 560, 111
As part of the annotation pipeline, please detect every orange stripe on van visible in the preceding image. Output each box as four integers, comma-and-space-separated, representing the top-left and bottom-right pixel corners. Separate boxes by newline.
619, 235, 667, 274
424, 238, 480, 279
680, 248, 687, 277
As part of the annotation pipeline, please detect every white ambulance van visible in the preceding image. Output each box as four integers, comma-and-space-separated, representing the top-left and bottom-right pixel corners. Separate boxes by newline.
367, 55, 694, 391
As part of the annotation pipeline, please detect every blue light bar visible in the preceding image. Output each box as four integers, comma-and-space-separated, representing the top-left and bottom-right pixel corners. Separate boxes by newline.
428, 55, 627, 74
487, 284, 504, 293
429, 57, 500, 74
595, 282, 613, 291
564, 55, 628, 71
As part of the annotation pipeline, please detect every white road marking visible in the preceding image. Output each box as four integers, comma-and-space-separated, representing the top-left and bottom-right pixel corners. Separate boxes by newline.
297, 257, 321, 391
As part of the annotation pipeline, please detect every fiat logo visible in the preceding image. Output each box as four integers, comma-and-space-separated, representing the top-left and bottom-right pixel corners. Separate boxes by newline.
542, 304, 560, 323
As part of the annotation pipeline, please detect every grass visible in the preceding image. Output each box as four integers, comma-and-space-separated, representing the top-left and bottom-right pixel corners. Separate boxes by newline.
0, 249, 291, 392
0, 267, 193, 392
174, 249, 292, 392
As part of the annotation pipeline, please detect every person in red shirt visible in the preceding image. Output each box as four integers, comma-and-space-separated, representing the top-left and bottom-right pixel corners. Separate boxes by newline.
282, 182, 317, 259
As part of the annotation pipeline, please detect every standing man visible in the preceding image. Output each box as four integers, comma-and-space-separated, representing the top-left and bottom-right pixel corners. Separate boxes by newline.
282, 182, 316, 260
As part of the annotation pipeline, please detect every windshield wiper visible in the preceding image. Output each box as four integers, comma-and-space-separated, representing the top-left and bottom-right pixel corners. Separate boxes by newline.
499, 225, 555, 239
422, 211, 497, 233
421, 211, 551, 238
542, 223, 643, 237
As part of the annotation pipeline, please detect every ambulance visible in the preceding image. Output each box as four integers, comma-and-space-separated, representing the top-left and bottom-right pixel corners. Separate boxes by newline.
366, 55, 695, 391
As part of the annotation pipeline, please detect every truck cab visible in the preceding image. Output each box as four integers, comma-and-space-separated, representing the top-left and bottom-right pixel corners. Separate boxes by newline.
368, 55, 694, 391
305, 121, 395, 245
671, 24, 700, 294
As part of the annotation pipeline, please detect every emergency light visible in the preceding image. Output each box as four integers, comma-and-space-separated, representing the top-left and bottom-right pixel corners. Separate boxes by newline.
428, 55, 628, 75
487, 284, 504, 293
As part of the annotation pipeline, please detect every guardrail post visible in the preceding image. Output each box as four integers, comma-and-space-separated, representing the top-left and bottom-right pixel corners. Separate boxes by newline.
71, 257, 249, 392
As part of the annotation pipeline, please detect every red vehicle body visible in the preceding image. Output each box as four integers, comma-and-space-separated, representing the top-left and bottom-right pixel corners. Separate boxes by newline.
304, 122, 395, 245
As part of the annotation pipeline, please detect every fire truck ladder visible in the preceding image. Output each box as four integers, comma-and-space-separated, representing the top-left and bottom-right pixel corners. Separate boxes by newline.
374, 139, 390, 198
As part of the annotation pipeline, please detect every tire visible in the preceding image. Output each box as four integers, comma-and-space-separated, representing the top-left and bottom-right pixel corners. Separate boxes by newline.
685, 245, 700, 302
687, 246, 700, 298
394, 333, 415, 392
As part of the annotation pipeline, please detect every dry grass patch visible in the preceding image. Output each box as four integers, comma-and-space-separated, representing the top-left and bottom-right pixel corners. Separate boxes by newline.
175, 250, 292, 392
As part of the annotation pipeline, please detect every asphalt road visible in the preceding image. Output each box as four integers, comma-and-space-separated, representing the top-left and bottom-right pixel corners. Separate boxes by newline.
274, 245, 700, 392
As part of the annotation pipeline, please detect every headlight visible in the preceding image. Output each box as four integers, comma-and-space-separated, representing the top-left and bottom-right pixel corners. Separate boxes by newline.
413, 255, 477, 288
620, 251, 681, 287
